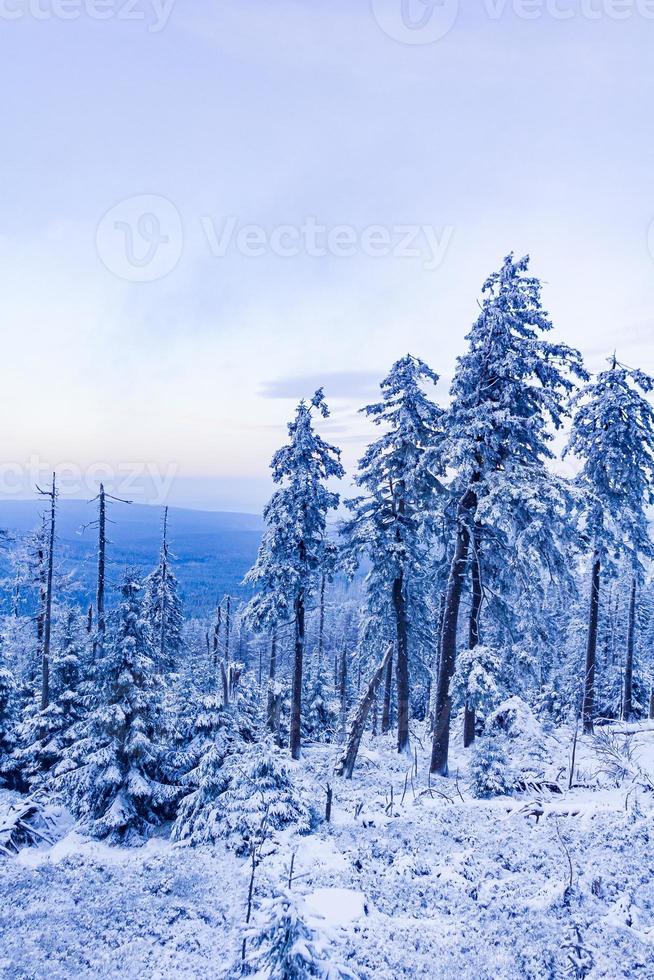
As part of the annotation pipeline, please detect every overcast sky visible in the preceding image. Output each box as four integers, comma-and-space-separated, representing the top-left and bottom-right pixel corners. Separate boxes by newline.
2, 0, 654, 512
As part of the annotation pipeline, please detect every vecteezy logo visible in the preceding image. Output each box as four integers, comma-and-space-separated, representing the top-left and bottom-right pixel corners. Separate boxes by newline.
95, 194, 183, 282
371, 0, 459, 44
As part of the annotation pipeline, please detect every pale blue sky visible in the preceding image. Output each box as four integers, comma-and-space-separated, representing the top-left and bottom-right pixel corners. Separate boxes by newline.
1, 1, 653, 511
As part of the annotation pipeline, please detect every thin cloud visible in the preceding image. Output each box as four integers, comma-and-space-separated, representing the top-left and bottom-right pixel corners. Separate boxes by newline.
259, 371, 381, 402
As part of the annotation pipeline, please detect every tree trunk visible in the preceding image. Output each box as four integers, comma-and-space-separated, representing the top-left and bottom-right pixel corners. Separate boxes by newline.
622, 576, 636, 721
290, 590, 305, 760
318, 574, 326, 670
336, 645, 393, 779
213, 607, 221, 680
339, 647, 348, 741
381, 646, 393, 734
94, 484, 106, 659
159, 506, 169, 668
40, 474, 57, 712
224, 596, 231, 666
464, 525, 482, 748
430, 486, 476, 776
428, 594, 445, 733
35, 530, 46, 686
649, 689, 654, 721
582, 553, 601, 734
393, 574, 411, 754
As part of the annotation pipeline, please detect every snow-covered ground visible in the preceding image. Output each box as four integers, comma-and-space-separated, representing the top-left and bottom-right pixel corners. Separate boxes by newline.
2, 715, 653, 979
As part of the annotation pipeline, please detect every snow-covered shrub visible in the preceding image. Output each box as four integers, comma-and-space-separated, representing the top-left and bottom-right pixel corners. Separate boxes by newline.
241, 888, 357, 979
468, 736, 515, 799
174, 741, 314, 853
486, 696, 543, 743
451, 644, 501, 715
0, 795, 56, 856
57, 572, 177, 843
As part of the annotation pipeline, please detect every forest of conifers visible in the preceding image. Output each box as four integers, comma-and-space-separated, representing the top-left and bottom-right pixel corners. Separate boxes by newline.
2, 253, 653, 847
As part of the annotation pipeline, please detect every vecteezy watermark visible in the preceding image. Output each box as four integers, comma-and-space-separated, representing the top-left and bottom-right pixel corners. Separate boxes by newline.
371, 0, 654, 44
484, 0, 654, 20
200, 216, 454, 271
95, 194, 183, 283
0, 0, 176, 31
0, 458, 178, 505
371, 0, 460, 44
95, 195, 455, 281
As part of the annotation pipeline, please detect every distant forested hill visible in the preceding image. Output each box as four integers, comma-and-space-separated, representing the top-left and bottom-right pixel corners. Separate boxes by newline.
0, 500, 263, 618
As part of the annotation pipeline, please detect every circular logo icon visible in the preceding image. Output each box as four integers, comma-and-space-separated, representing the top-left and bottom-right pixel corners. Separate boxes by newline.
371, 0, 459, 44
95, 194, 183, 283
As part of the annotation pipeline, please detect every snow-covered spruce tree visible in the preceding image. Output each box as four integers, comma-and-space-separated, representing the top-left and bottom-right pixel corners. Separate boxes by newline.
242, 887, 356, 979
565, 358, 654, 729
58, 571, 176, 843
302, 663, 338, 743
0, 666, 21, 789
19, 608, 89, 787
341, 355, 445, 755
245, 390, 344, 760
451, 643, 501, 729
145, 506, 184, 674
430, 254, 586, 776
174, 740, 313, 852
468, 735, 515, 799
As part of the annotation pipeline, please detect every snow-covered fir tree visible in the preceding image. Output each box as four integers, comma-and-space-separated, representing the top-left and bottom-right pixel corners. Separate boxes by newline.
565, 357, 654, 728
245, 390, 344, 759
58, 571, 177, 842
342, 355, 445, 755
430, 253, 586, 776
19, 608, 89, 788
174, 739, 313, 852
0, 666, 20, 789
241, 886, 356, 979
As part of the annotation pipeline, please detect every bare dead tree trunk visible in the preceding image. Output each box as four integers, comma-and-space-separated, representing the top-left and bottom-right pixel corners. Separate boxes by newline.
336, 645, 393, 779
35, 523, 46, 685
224, 595, 231, 667
393, 573, 411, 755
430, 486, 477, 776
213, 606, 221, 680
464, 524, 482, 748
266, 632, 278, 735
95, 483, 106, 658
86, 604, 93, 634
622, 576, 637, 721
381, 646, 393, 734
290, 589, 305, 760
158, 506, 169, 669
649, 689, 654, 721
38, 474, 57, 712
582, 552, 601, 734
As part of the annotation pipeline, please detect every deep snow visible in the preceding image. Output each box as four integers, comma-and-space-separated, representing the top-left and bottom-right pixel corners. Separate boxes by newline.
1, 716, 653, 979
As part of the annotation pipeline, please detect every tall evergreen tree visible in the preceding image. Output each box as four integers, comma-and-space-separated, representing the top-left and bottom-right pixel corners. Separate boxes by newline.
58, 571, 176, 842
430, 254, 586, 775
19, 608, 89, 787
245, 390, 344, 759
565, 357, 654, 729
342, 355, 445, 754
